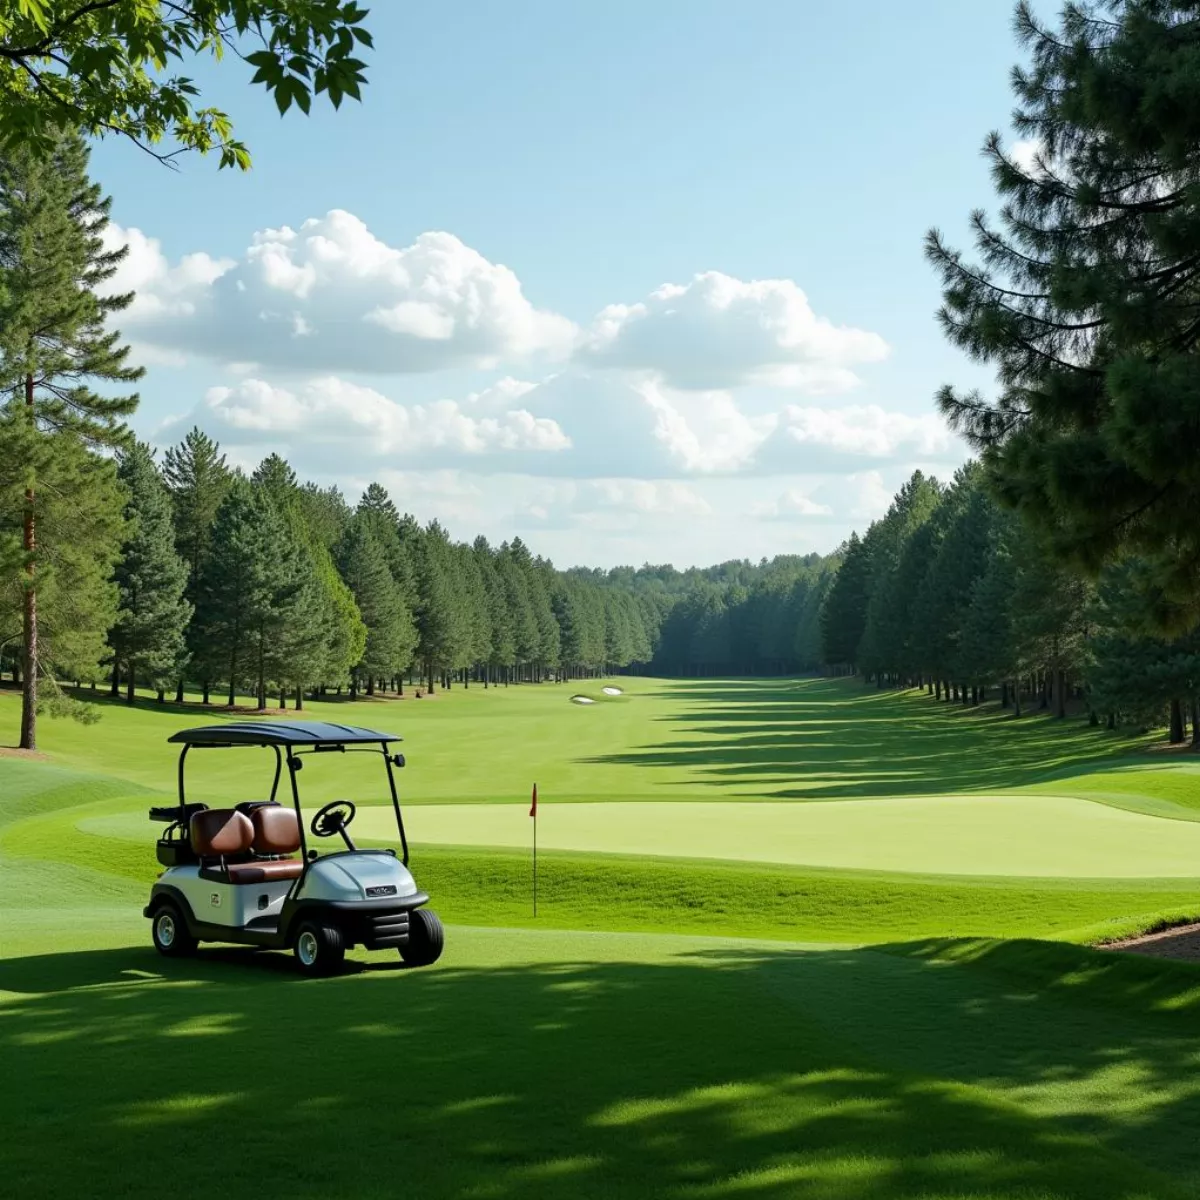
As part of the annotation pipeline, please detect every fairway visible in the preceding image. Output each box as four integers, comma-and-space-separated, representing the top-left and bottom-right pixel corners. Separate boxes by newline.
7, 676, 1200, 1197
352, 794, 1200, 877
4, 927, 1200, 1199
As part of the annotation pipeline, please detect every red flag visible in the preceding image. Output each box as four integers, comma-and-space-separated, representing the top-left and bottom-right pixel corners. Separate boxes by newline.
529, 783, 538, 818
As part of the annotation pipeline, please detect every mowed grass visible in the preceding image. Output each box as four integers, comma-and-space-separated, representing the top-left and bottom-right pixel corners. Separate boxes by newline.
4, 673, 1197, 809
4, 929, 1200, 1198
7, 678, 1200, 1196
5, 676, 1200, 946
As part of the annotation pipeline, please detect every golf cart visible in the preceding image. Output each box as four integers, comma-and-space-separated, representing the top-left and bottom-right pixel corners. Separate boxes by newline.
143, 721, 443, 976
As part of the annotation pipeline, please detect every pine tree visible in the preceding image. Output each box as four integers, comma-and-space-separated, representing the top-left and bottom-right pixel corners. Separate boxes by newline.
194, 480, 295, 709
857, 471, 941, 684
820, 532, 873, 671
415, 525, 468, 690
0, 408, 123, 705
161, 427, 231, 701
110, 443, 191, 704
0, 129, 140, 747
928, 0, 1200, 630
336, 518, 415, 694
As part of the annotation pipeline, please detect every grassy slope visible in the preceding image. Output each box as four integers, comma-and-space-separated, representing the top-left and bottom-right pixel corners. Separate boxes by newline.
7, 679, 1200, 1196
3, 929, 1200, 1199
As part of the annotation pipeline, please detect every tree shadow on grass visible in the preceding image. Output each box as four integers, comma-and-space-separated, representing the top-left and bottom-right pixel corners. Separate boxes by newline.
586, 679, 1154, 799
2, 938, 1199, 1198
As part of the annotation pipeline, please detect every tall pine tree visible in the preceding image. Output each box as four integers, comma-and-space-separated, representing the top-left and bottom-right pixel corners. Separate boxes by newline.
0, 129, 140, 747
110, 443, 191, 704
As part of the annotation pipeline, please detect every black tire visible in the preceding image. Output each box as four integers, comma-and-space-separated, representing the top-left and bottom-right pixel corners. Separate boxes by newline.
293, 920, 345, 977
151, 902, 198, 958
399, 908, 444, 967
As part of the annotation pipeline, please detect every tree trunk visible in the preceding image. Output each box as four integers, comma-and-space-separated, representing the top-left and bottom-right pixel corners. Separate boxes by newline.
126, 666, 135, 706
279, 686, 287, 710
175, 679, 184, 704
1107, 712, 1116, 730
295, 685, 304, 711
1001, 682, 1009, 708
1170, 697, 1185, 744
1089, 709, 1099, 727
1192, 697, 1200, 748
202, 682, 211, 705
110, 666, 119, 698
156, 689, 165, 704
19, 374, 37, 750
1053, 668, 1066, 719
1012, 681, 1022, 718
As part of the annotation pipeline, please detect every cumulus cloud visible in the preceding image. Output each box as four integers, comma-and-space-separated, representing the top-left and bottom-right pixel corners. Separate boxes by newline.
578, 271, 889, 390
760, 404, 953, 468
753, 488, 834, 520
107, 211, 577, 373
158, 375, 570, 471
157, 367, 962, 482
515, 478, 712, 530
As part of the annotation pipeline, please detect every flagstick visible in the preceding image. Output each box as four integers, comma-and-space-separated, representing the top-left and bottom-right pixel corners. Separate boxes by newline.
532, 805, 538, 918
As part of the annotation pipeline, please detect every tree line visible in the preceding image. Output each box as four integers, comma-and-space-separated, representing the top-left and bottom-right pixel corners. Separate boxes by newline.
820, 464, 1200, 742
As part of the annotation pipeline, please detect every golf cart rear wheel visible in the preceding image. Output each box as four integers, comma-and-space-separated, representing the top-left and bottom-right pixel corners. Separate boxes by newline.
399, 907, 444, 967
152, 902, 197, 958
293, 920, 345, 977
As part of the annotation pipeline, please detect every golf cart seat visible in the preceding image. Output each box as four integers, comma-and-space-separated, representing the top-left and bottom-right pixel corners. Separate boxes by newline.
240, 806, 305, 882
190, 808, 303, 883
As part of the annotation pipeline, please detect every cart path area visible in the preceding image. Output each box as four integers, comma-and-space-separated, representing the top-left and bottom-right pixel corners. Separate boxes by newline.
346, 794, 1200, 878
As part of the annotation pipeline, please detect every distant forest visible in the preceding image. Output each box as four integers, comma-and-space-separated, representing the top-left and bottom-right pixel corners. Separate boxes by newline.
11, 0, 1200, 753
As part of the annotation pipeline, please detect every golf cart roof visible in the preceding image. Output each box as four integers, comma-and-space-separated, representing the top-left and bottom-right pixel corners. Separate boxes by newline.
168, 721, 401, 748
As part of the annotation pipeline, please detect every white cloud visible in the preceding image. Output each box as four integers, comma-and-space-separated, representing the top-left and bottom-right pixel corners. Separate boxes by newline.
578, 271, 889, 390
102, 224, 234, 320
161, 376, 570, 470
754, 488, 834, 520
513, 478, 712, 531
818, 470, 894, 521
108, 211, 577, 374
588, 479, 711, 516
761, 404, 953, 466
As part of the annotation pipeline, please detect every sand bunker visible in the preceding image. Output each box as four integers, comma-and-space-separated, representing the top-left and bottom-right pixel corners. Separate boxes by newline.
571, 695, 597, 705
602, 686, 623, 696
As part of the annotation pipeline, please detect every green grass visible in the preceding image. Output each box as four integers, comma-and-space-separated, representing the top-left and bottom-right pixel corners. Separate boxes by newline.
7, 676, 1200, 1197
4, 930, 1200, 1198
4, 674, 1195, 808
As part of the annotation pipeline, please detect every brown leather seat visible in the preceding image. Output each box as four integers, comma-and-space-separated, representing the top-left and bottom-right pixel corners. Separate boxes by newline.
226, 859, 304, 883
191, 808, 254, 857
251, 806, 302, 856
191, 807, 304, 883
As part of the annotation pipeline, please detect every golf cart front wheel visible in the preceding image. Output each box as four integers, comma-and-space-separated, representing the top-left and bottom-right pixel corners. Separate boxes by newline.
152, 902, 197, 958
399, 908, 444, 967
293, 921, 345, 977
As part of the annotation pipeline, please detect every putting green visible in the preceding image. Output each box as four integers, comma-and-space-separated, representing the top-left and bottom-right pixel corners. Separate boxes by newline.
353, 794, 1200, 877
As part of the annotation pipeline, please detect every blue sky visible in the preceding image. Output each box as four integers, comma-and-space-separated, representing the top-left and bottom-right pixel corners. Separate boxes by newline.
88, 0, 1028, 568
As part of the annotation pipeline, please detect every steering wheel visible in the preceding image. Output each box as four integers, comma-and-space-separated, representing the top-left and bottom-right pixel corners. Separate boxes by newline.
310, 800, 357, 839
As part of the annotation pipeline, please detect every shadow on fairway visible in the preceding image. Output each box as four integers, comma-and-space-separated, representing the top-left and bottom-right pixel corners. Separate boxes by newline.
587, 678, 1156, 800
2, 938, 1200, 1198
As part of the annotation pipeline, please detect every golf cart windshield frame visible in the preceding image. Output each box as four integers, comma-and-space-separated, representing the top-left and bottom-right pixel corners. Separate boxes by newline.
168, 723, 409, 865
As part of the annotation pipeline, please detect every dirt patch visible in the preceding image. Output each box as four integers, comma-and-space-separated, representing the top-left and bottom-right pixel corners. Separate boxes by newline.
1103, 922, 1200, 962
0, 746, 49, 761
